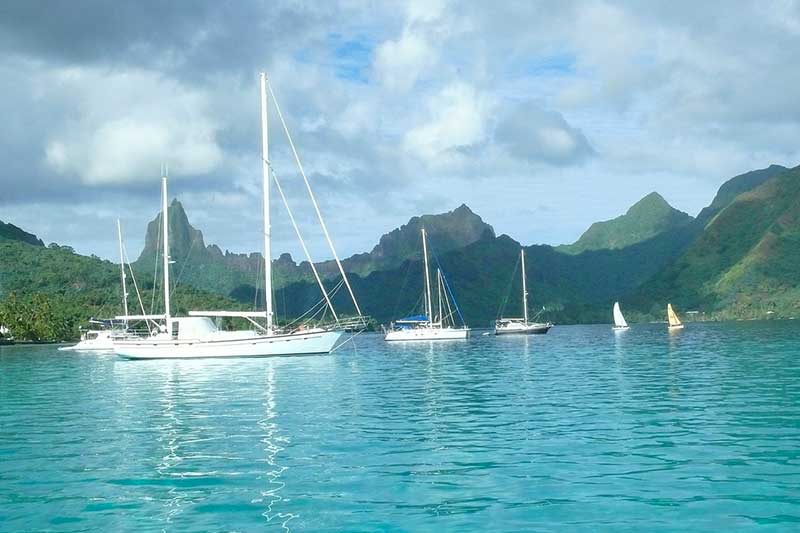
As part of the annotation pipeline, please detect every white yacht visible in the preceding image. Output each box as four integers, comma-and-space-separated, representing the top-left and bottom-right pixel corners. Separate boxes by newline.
114, 73, 364, 360
384, 228, 470, 342
494, 248, 553, 335
612, 301, 630, 331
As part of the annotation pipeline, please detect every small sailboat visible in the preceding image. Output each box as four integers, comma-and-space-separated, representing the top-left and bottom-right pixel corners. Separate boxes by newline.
612, 301, 630, 331
494, 248, 553, 335
667, 303, 684, 330
60, 220, 138, 352
384, 228, 470, 341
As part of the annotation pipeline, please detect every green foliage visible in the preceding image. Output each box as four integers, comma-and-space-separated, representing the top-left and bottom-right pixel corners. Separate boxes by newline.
557, 192, 692, 254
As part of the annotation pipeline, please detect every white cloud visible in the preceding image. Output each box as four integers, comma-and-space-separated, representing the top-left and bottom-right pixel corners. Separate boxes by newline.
43, 67, 222, 184
404, 82, 492, 162
373, 30, 436, 91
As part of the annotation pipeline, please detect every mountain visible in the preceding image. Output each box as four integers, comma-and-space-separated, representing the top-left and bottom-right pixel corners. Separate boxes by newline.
632, 165, 800, 319
0, 220, 44, 246
557, 192, 693, 254
134, 200, 495, 300
695, 164, 788, 227
0, 220, 242, 341
318, 203, 495, 277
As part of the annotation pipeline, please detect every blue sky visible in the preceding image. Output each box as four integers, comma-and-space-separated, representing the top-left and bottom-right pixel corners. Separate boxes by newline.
0, 0, 799, 262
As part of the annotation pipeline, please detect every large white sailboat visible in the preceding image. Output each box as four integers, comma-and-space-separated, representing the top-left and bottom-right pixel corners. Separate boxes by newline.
114, 73, 363, 360
495, 248, 553, 335
384, 228, 470, 341
667, 303, 684, 330
612, 301, 630, 331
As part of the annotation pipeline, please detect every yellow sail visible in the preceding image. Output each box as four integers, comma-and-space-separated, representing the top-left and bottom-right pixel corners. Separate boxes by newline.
667, 303, 682, 327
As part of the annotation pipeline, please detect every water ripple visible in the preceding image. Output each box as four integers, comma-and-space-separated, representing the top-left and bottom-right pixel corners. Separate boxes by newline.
2, 322, 800, 530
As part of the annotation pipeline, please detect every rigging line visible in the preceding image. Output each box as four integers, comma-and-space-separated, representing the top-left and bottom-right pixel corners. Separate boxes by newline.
391, 231, 421, 320
429, 243, 466, 327
497, 254, 521, 319
171, 223, 201, 296
149, 210, 163, 315
122, 244, 160, 330
269, 164, 338, 323
265, 78, 362, 317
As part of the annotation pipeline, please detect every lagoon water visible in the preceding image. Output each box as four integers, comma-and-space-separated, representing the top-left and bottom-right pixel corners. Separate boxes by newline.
2, 322, 800, 531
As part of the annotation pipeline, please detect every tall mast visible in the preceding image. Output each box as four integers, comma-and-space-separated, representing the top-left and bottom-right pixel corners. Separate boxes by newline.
422, 228, 433, 327
161, 174, 171, 325
521, 248, 528, 325
260, 72, 274, 334
116, 219, 129, 326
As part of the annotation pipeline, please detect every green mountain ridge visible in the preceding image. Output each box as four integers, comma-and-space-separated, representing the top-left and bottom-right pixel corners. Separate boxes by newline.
3, 162, 800, 339
631, 164, 800, 319
557, 192, 693, 254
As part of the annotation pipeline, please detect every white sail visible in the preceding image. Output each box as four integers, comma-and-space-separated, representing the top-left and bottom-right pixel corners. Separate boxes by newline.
667, 303, 683, 328
613, 301, 628, 328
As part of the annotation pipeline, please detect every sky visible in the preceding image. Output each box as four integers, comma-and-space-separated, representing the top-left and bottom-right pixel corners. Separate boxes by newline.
1, 0, 799, 262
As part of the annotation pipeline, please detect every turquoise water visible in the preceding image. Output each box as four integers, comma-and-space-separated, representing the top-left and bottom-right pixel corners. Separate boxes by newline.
2, 322, 800, 531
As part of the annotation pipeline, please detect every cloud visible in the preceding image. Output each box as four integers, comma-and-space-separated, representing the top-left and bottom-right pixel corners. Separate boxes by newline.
374, 30, 436, 91
2, 0, 800, 262
495, 103, 594, 165
404, 82, 492, 162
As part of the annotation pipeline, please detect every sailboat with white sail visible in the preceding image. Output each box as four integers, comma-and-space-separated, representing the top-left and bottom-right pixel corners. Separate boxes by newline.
495, 248, 553, 335
667, 303, 684, 330
114, 73, 364, 359
612, 301, 630, 331
384, 228, 470, 341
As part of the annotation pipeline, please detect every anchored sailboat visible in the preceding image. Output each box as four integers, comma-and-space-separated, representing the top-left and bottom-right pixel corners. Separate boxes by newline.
60, 220, 138, 352
667, 303, 684, 330
495, 248, 553, 335
612, 301, 630, 331
384, 228, 470, 341
114, 73, 363, 359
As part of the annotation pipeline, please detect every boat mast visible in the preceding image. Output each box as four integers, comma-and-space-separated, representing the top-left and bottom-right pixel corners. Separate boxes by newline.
521, 248, 529, 325
116, 219, 129, 326
161, 173, 171, 325
422, 228, 433, 327
260, 72, 274, 334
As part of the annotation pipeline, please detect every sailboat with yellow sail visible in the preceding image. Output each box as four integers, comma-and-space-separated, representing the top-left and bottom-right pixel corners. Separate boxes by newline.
667, 303, 684, 330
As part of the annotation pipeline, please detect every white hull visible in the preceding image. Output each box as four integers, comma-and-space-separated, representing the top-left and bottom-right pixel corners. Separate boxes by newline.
59, 330, 123, 352
668, 324, 684, 330
115, 330, 344, 359
612, 326, 630, 331
384, 327, 469, 342
494, 322, 552, 335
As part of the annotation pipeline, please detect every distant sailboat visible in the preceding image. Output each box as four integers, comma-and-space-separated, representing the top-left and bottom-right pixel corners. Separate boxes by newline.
667, 303, 684, 330
384, 228, 470, 341
494, 248, 553, 335
612, 301, 629, 331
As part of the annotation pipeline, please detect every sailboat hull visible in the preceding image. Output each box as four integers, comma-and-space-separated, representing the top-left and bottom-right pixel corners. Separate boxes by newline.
114, 330, 344, 359
494, 322, 552, 335
384, 327, 469, 342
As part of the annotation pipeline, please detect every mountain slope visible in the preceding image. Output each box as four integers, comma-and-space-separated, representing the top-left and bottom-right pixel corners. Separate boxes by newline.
0, 220, 44, 246
695, 164, 788, 227
632, 165, 800, 318
320, 203, 495, 277
557, 192, 692, 254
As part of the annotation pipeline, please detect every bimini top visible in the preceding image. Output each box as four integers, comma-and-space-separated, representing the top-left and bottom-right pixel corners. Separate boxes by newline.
396, 315, 429, 323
